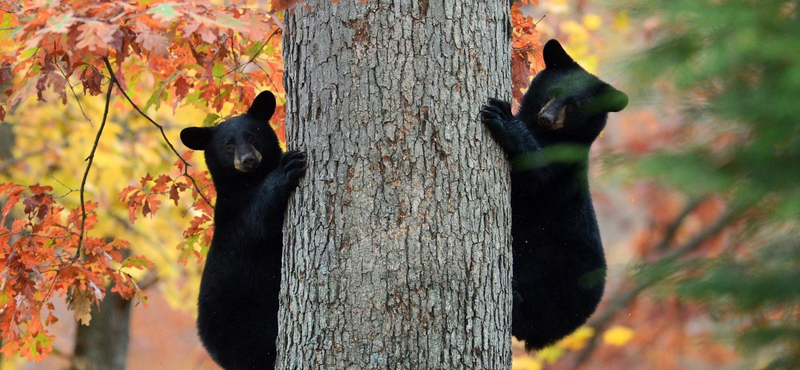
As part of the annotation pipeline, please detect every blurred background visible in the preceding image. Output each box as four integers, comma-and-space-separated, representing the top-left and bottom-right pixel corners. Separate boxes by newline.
1, 0, 798, 369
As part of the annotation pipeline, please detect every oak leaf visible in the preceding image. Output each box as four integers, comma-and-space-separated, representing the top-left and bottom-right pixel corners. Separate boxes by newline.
75, 21, 118, 52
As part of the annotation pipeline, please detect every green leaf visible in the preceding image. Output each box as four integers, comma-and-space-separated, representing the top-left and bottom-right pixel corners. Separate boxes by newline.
212, 61, 225, 78
202, 113, 220, 127
184, 90, 202, 105
47, 13, 74, 33
149, 3, 179, 22
144, 73, 180, 111
213, 12, 245, 30
121, 256, 149, 270
144, 89, 165, 112
0, 13, 16, 37
245, 42, 265, 59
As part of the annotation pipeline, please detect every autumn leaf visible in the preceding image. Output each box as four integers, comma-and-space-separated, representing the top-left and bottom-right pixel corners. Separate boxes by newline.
135, 29, 169, 57
271, 0, 300, 12
174, 75, 192, 102
559, 326, 595, 351
511, 52, 532, 103
67, 286, 96, 326
76, 21, 119, 52
44, 12, 76, 34
511, 356, 542, 370
603, 325, 635, 346
121, 255, 151, 270
149, 3, 182, 23
80, 67, 104, 96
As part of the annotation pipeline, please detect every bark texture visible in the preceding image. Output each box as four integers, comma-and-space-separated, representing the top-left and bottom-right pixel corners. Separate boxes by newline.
279, 1, 512, 369
71, 285, 132, 370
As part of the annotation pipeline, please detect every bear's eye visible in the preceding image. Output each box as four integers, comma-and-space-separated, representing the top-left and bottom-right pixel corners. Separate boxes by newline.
564, 98, 578, 113
247, 133, 256, 143
225, 142, 234, 153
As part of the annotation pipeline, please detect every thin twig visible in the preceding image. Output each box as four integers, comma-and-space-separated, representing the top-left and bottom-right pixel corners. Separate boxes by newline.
46, 174, 77, 199
512, 15, 546, 46
655, 196, 706, 252
250, 60, 282, 98
57, 62, 93, 126
101, 57, 213, 209
71, 66, 115, 264
135, 269, 159, 291
223, 28, 279, 78
36, 58, 117, 309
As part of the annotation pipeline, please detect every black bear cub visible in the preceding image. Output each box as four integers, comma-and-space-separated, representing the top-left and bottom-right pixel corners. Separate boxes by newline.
481, 39, 628, 350
180, 91, 305, 370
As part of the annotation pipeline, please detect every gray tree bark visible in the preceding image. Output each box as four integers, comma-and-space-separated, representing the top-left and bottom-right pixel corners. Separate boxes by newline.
279, 1, 512, 369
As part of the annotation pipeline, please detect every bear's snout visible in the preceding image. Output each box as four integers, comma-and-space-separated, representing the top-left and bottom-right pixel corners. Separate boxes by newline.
233, 144, 263, 172
240, 154, 257, 171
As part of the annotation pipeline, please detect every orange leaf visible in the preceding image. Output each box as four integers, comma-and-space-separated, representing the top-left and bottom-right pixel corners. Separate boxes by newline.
511, 52, 532, 103
28, 314, 43, 336
75, 21, 118, 52
271, 0, 299, 12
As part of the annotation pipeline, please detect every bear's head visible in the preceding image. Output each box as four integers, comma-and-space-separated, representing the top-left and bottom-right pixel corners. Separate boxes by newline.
180, 91, 283, 182
520, 39, 628, 144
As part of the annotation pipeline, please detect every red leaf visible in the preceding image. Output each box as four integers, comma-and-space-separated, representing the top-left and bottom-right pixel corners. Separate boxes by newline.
511, 52, 532, 103
139, 173, 154, 188
141, 200, 151, 218
174, 75, 191, 101
169, 184, 180, 206
80, 67, 104, 96
152, 174, 171, 193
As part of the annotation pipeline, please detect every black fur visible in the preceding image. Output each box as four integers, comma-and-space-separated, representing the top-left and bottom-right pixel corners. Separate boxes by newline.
181, 91, 305, 370
481, 40, 627, 350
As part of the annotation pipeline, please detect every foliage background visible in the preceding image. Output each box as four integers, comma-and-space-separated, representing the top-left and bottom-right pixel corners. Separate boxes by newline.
0, 0, 797, 369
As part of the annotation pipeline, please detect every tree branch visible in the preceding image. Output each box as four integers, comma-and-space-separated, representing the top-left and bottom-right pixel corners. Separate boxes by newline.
570, 204, 745, 369
72, 66, 115, 264
100, 57, 213, 210
656, 196, 706, 252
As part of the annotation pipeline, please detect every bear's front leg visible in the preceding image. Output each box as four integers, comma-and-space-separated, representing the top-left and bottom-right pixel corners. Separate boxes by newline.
249, 150, 306, 239
480, 98, 539, 156
279, 150, 307, 191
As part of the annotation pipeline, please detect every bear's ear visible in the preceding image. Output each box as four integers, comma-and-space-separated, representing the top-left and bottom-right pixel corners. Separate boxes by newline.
180, 127, 213, 151
543, 39, 575, 69
247, 91, 276, 122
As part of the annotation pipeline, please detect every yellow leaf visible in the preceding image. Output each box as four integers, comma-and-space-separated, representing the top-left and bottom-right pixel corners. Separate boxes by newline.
583, 14, 602, 31
537, 345, 566, 364
559, 326, 595, 351
512, 356, 542, 370
603, 325, 635, 346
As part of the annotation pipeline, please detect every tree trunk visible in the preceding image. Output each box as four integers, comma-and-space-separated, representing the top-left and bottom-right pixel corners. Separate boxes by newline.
279, 1, 512, 369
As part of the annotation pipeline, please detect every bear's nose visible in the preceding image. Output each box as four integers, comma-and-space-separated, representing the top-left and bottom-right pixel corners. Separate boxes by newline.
539, 112, 555, 128
241, 155, 256, 170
